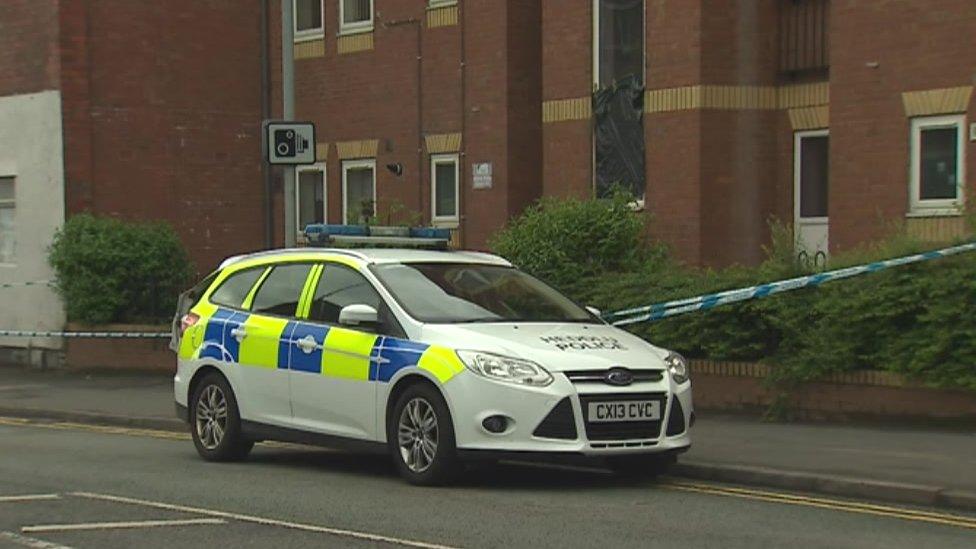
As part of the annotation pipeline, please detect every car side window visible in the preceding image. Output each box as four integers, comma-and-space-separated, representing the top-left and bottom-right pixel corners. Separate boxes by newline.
308, 264, 381, 325
250, 263, 314, 317
209, 268, 265, 309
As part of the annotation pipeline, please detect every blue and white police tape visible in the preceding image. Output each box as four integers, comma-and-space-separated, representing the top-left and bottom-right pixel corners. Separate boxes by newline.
0, 330, 171, 339
605, 241, 976, 327
0, 280, 54, 290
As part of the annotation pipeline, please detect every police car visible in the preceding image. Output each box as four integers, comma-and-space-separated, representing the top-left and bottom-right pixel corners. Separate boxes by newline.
172, 241, 693, 485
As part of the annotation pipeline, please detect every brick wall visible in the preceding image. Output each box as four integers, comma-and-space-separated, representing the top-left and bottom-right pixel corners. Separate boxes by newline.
59, 0, 268, 275
830, 0, 976, 253
275, 0, 542, 250
0, 0, 60, 97
541, 0, 592, 200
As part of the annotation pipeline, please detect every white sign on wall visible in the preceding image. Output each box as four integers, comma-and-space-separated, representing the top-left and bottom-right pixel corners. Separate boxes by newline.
264, 121, 316, 165
472, 162, 493, 189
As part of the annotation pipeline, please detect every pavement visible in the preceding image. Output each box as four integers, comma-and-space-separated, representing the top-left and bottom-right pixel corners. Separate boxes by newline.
1, 366, 974, 513
2, 421, 975, 548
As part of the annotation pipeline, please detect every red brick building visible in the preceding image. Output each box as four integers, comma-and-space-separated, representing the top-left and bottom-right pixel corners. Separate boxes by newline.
271, 0, 542, 250
1, 0, 267, 351
283, 0, 974, 266
1, 0, 974, 351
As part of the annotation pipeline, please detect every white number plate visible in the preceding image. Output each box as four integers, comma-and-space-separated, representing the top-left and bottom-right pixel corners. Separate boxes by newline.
587, 400, 661, 423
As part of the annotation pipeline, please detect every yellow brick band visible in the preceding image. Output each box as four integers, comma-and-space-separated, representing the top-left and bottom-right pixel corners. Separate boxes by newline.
427, 5, 458, 28
337, 32, 373, 55
901, 86, 973, 117
294, 39, 325, 60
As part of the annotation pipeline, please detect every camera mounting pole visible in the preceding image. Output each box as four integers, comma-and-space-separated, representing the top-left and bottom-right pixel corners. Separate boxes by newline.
281, 0, 296, 247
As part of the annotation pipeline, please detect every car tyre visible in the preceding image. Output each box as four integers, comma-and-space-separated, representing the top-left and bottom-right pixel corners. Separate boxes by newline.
606, 453, 676, 478
388, 383, 461, 486
190, 373, 254, 462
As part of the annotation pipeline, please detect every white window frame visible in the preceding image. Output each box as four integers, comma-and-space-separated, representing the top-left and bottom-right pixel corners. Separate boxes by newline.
428, 0, 458, 8
910, 114, 966, 216
295, 162, 327, 235
592, 0, 646, 91
342, 159, 377, 225
293, 0, 325, 42
431, 154, 460, 227
0, 175, 15, 265
793, 129, 830, 224
339, 0, 374, 35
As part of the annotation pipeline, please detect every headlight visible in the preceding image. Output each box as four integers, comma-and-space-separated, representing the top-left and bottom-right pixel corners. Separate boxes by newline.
456, 351, 554, 387
665, 351, 689, 384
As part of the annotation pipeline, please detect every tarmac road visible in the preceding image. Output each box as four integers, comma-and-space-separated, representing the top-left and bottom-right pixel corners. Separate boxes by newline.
1, 418, 974, 549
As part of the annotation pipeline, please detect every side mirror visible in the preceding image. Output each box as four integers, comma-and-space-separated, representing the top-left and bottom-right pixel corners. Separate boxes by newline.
585, 305, 602, 318
338, 304, 379, 329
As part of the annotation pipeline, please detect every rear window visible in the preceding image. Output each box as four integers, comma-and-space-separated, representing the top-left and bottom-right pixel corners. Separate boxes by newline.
209, 268, 265, 309
251, 263, 315, 317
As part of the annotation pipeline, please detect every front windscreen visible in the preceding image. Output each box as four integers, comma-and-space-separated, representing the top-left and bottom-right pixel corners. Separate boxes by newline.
371, 263, 598, 324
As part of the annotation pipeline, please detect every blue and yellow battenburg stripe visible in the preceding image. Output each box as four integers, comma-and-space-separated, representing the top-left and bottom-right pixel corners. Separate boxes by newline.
184, 306, 465, 384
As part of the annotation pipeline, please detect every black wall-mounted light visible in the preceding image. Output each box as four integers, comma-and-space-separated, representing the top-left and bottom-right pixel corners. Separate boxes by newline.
386, 163, 404, 177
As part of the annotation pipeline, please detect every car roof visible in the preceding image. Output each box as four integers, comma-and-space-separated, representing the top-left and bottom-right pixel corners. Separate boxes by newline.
219, 247, 512, 270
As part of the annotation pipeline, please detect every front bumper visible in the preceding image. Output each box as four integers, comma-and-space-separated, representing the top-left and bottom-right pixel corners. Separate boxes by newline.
444, 370, 693, 456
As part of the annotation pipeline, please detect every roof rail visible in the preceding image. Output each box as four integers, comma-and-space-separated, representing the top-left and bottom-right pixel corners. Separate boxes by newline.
218, 247, 368, 269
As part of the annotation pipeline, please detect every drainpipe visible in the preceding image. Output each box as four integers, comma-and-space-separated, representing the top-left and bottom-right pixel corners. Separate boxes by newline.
281, 0, 296, 246
260, 0, 272, 248
458, 3, 466, 246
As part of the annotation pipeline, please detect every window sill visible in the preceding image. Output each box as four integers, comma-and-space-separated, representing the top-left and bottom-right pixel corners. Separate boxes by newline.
427, 1, 458, 9
906, 209, 964, 219
337, 25, 374, 37
432, 219, 459, 229
294, 32, 325, 44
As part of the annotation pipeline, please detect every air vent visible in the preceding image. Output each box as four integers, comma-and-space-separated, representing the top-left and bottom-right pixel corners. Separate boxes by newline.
666, 398, 686, 436
532, 397, 577, 440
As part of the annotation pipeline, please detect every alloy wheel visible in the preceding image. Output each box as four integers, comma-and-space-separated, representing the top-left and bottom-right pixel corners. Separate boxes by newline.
397, 397, 439, 473
195, 385, 228, 450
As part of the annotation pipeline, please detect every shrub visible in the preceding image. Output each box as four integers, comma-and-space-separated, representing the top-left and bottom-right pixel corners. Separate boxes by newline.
489, 190, 664, 293
48, 214, 192, 324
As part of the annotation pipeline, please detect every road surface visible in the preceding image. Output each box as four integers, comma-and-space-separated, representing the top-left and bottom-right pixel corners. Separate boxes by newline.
0, 417, 973, 548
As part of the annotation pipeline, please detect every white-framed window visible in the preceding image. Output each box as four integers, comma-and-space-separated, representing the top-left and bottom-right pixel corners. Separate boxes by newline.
431, 154, 460, 226
296, 163, 327, 234
592, 0, 645, 90
0, 177, 14, 264
294, 0, 324, 42
342, 159, 376, 224
910, 114, 966, 215
340, 0, 373, 35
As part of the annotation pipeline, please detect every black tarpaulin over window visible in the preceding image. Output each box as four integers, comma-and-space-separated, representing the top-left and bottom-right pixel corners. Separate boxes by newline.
594, 74, 645, 198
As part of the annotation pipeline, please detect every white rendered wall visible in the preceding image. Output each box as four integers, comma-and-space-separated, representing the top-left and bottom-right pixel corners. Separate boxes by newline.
0, 90, 66, 350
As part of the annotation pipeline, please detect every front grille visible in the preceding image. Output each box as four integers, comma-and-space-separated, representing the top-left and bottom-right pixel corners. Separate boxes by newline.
532, 397, 577, 440
578, 392, 666, 441
564, 369, 664, 384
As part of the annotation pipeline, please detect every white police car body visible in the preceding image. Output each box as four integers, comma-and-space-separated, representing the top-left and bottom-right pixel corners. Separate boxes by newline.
173, 246, 692, 484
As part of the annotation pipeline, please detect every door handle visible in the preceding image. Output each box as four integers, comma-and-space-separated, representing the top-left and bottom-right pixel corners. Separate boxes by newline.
230, 327, 247, 342
296, 334, 320, 354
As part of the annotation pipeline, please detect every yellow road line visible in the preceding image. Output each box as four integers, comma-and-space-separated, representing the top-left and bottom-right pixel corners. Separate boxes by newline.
4, 415, 974, 532
662, 481, 976, 530
0, 416, 324, 451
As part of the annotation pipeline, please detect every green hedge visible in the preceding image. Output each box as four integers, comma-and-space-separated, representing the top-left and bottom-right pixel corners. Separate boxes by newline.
491, 198, 976, 391
489, 190, 665, 292
48, 214, 192, 324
